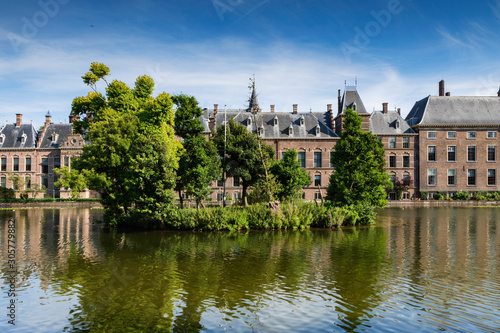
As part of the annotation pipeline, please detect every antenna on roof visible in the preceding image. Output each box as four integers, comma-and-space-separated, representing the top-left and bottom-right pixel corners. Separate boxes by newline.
355, 76, 357, 87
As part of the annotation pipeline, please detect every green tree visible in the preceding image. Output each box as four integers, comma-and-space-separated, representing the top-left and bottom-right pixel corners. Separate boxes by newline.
326, 108, 392, 211
212, 119, 275, 205
53, 167, 88, 199
271, 149, 311, 201
178, 136, 221, 209
173, 94, 205, 139
71, 63, 183, 226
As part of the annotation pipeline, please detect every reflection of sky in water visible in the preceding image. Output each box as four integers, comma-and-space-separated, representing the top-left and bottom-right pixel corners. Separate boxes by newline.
1, 207, 500, 332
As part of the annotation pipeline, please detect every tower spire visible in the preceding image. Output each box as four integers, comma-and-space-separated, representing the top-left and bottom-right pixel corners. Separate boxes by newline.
247, 75, 259, 114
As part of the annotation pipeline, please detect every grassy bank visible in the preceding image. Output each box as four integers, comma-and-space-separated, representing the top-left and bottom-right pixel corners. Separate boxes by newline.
119, 201, 375, 230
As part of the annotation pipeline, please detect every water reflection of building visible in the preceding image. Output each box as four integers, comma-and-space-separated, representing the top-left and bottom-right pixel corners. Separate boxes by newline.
0, 209, 102, 289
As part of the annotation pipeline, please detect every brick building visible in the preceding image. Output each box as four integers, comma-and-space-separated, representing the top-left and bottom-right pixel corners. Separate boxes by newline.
406, 80, 500, 198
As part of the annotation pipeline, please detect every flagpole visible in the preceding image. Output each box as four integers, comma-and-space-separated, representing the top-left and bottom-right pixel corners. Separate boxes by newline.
223, 104, 227, 207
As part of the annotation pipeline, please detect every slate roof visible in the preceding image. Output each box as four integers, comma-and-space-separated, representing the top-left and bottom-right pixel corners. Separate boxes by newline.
0, 123, 38, 148
370, 111, 415, 135
406, 96, 500, 126
38, 123, 74, 148
339, 88, 368, 115
211, 110, 337, 138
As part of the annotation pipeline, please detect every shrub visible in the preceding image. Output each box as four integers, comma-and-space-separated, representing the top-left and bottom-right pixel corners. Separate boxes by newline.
474, 191, 488, 200
0, 187, 15, 199
487, 192, 500, 201
453, 191, 471, 200
433, 192, 444, 200
420, 191, 428, 200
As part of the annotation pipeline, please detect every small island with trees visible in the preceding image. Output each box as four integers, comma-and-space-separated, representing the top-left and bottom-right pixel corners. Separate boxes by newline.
53, 63, 392, 230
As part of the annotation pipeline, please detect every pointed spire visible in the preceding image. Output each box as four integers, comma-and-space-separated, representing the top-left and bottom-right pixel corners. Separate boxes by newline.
247, 75, 259, 113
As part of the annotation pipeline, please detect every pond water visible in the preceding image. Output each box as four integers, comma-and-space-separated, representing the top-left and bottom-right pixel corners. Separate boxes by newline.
1, 207, 499, 332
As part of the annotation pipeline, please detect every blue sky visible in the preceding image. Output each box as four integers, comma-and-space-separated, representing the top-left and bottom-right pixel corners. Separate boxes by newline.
1, 0, 500, 126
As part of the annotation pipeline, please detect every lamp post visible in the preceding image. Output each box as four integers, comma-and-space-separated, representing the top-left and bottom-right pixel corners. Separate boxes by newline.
223, 105, 227, 207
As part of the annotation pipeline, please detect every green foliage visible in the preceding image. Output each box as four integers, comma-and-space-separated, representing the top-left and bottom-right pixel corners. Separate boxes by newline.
54, 166, 88, 199
452, 191, 471, 200
71, 63, 183, 225
212, 119, 275, 204
0, 187, 15, 199
246, 175, 280, 204
433, 192, 445, 200
473, 191, 488, 200
326, 108, 392, 209
178, 136, 221, 208
270, 149, 312, 201
420, 191, 428, 200
173, 94, 205, 139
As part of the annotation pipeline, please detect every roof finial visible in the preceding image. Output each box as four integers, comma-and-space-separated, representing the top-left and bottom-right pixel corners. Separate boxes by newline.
355, 76, 357, 87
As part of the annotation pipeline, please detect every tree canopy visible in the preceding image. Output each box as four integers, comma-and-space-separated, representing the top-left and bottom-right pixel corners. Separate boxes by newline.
212, 118, 275, 204
271, 149, 311, 201
326, 108, 392, 209
70, 62, 183, 225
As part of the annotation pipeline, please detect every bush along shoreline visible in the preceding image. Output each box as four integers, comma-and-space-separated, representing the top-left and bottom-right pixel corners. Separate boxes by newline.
115, 201, 376, 231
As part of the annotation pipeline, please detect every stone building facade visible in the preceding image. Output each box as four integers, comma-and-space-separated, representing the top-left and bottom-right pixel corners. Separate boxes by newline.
0, 113, 96, 198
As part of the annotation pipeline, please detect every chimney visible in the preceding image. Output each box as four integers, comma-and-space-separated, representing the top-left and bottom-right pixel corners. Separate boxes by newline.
439, 80, 445, 96
397, 108, 401, 115
45, 113, 51, 127
293, 104, 298, 114
270, 105, 275, 113
337, 89, 342, 114
15, 114, 22, 127
327, 104, 332, 111
446, 92, 450, 96
213, 104, 218, 118
382, 103, 388, 114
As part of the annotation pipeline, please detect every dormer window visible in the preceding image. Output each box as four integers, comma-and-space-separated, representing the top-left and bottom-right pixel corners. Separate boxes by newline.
289, 124, 293, 135
299, 116, 305, 126
20, 132, 27, 144
259, 126, 264, 136
396, 120, 400, 129
273, 116, 278, 126
0, 134, 4, 144
246, 116, 252, 126
51, 132, 59, 143
315, 125, 320, 136
352, 102, 357, 111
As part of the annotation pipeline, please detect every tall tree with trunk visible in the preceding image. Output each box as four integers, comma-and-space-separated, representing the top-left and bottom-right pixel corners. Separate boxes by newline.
271, 149, 311, 201
326, 108, 392, 209
212, 119, 275, 205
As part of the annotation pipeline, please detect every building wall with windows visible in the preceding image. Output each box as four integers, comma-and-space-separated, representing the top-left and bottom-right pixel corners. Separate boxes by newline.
0, 113, 96, 198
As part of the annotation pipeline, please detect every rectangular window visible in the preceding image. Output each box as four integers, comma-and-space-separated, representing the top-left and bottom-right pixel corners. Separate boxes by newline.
217, 179, 224, 187
314, 174, 321, 187
389, 137, 396, 148
488, 169, 496, 185
488, 146, 496, 161
467, 132, 476, 139
1, 177, 6, 188
427, 132, 436, 138
26, 157, 31, 171
448, 146, 456, 162
448, 169, 456, 186
54, 157, 60, 169
488, 131, 496, 138
233, 177, 240, 187
41, 158, 49, 174
447, 132, 456, 139
402, 137, 410, 148
468, 169, 476, 186
42, 176, 49, 189
25, 177, 31, 189
217, 192, 224, 201
314, 152, 322, 168
389, 155, 396, 168
314, 192, 322, 200
428, 169, 437, 186
403, 155, 410, 168
281, 152, 286, 160
64, 156, 70, 167
234, 192, 241, 201
390, 174, 396, 184
13, 157, 19, 171
1, 157, 6, 171
428, 146, 436, 161
468, 146, 476, 162
330, 151, 335, 168
298, 152, 306, 168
